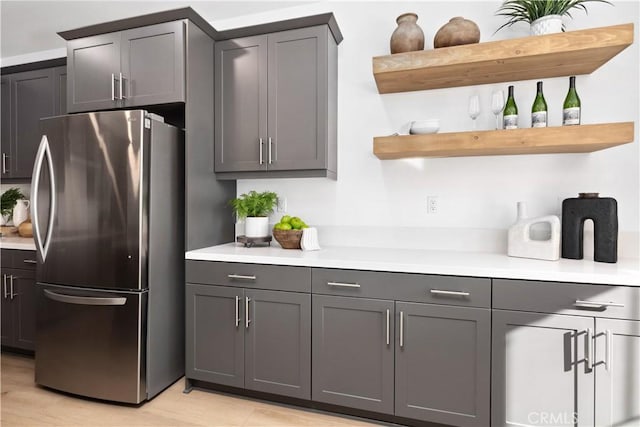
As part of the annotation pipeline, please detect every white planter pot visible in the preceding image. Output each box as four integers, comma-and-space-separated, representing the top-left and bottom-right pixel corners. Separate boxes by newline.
530, 15, 563, 36
245, 217, 270, 238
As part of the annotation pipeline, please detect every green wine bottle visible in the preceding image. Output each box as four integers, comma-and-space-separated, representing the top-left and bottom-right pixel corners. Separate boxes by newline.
531, 81, 547, 128
563, 76, 581, 126
503, 85, 518, 129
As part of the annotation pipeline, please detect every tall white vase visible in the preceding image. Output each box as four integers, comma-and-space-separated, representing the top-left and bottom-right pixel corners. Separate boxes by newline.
507, 202, 561, 261
12, 199, 30, 227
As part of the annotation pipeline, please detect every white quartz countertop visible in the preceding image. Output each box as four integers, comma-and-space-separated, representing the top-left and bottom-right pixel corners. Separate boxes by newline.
0, 236, 36, 251
186, 243, 640, 287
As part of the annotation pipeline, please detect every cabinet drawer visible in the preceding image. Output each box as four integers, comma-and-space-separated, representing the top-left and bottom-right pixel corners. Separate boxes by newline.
493, 279, 640, 320
186, 261, 311, 293
12, 250, 38, 270
312, 268, 491, 308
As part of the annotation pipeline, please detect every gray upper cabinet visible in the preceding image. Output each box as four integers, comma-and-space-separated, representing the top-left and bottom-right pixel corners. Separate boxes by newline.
1, 68, 56, 179
594, 318, 640, 427
492, 310, 594, 427
312, 295, 395, 415
214, 25, 338, 179
53, 66, 67, 115
67, 21, 185, 113
396, 302, 491, 427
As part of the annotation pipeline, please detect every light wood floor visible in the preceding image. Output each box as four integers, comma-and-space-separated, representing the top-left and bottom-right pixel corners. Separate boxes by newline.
1, 353, 379, 426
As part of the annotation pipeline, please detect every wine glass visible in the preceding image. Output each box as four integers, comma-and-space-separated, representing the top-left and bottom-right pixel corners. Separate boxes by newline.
468, 95, 480, 130
491, 90, 505, 130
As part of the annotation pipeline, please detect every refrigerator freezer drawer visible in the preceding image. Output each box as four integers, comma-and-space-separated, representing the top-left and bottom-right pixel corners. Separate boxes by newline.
35, 283, 147, 403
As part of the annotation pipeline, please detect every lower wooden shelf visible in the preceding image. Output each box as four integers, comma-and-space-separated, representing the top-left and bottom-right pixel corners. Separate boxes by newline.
373, 122, 635, 160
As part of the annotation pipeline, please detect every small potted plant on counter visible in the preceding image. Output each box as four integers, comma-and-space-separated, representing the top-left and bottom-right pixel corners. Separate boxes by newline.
1, 187, 25, 226
495, 0, 612, 36
229, 190, 278, 238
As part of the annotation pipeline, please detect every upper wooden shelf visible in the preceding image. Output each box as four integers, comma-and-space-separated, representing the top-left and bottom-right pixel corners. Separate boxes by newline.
373, 122, 634, 160
372, 23, 634, 94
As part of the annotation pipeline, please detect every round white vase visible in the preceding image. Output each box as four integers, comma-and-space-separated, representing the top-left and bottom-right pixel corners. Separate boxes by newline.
530, 15, 563, 36
245, 217, 269, 238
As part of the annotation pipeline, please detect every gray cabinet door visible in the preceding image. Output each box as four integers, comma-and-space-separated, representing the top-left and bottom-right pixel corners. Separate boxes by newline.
312, 295, 394, 414
10, 268, 36, 351
53, 66, 67, 115
214, 36, 268, 172
11, 69, 54, 179
267, 26, 327, 171
121, 21, 185, 107
67, 32, 120, 112
492, 310, 594, 427
186, 284, 244, 388
395, 302, 491, 427
245, 289, 311, 399
1, 271, 14, 346
595, 318, 640, 427
1, 76, 11, 177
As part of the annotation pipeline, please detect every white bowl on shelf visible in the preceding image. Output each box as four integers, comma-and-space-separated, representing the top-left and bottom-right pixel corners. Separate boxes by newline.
409, 119, 440, 135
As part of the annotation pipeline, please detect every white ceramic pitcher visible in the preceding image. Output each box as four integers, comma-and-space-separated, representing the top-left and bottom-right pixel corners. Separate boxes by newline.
12, 199, 30, 226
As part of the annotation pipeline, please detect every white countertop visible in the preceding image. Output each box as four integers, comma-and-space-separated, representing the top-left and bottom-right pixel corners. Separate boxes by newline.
0, 236, 36, 251
186, 243, 640, 287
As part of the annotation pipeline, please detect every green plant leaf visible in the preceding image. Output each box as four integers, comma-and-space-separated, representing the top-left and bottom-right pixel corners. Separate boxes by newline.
228, 190, 279, 219
0, 188, 26, 217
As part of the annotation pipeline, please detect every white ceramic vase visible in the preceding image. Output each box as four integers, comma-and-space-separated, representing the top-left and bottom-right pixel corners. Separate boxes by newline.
12, 199, 30, 227
507, 202, 561, 261
245, 217, 269, 238
530, 15, 563, 36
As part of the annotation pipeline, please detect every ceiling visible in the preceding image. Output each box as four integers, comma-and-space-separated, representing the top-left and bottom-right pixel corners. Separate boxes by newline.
0, 1, 313, 59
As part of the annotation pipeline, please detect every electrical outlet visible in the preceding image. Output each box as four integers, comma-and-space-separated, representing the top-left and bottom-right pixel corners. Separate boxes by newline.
427, 196, 439, 214
277, 197, 287, 213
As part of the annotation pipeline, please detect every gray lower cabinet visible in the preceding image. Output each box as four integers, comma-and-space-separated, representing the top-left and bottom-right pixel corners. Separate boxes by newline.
396, 302, 491, 427
186, 283, 311, 400
67, 21, 185, 113
492, 310, 594, 427
312, 295, 395, 414
595, 318, 640, 427
1, 68, 57, 179
214, 25, 338, 179
1, 250, 37, 351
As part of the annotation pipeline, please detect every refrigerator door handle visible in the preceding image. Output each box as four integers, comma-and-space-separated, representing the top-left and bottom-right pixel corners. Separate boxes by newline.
44, 289, 127, 306
31, 135, 56, 262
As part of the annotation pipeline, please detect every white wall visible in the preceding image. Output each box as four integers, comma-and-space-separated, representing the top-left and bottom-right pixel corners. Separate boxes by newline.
221, 1, 640, 255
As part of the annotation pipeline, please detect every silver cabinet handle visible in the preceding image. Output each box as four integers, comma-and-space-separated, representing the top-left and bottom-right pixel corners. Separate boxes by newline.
430, 289, 470, 297
228, 274, 256, 281
605, 329, 613, 372
245, 297, 251, 328
268, 137, 273, 164
22, 259, 37, 265
400, 311, 404, 348
235, 296, 240, 328
386, 309, 390, 346
574, 300, 624, 309
44, 289, 126, 306
119, 72, 127, 100
585, 328, 593, 370
2, 153, 8, 174
111, 73, 116, 101
2, 275, 7, 299
9, 275, 14, 300
327, 281, 360, 288
259, 138, 264, 165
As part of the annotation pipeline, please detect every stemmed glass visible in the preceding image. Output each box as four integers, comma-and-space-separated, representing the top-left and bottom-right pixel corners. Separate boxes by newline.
468, 95, 480, 130
491, 90, 505, 130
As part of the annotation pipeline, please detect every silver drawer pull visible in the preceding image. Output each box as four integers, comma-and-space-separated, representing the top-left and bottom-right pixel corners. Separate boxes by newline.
327, 281, 360, 288
574, 300, 624, 308
228, 274, 256, 281
430, 289, 470, 297
22, 259, 37, 264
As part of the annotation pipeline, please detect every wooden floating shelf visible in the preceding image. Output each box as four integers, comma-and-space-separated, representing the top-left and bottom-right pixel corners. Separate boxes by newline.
373, 122, 635, 160
373, 23, 634, 94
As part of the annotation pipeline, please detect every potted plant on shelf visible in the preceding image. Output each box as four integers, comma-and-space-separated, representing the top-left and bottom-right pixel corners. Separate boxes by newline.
229, 190, 278, 238
495, 0, 612, 36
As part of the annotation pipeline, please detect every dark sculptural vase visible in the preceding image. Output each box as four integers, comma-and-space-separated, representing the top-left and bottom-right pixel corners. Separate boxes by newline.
561, 193, 618, 263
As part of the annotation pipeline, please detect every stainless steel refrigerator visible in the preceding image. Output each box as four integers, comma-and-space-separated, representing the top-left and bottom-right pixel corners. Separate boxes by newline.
32, 110, 184, 404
